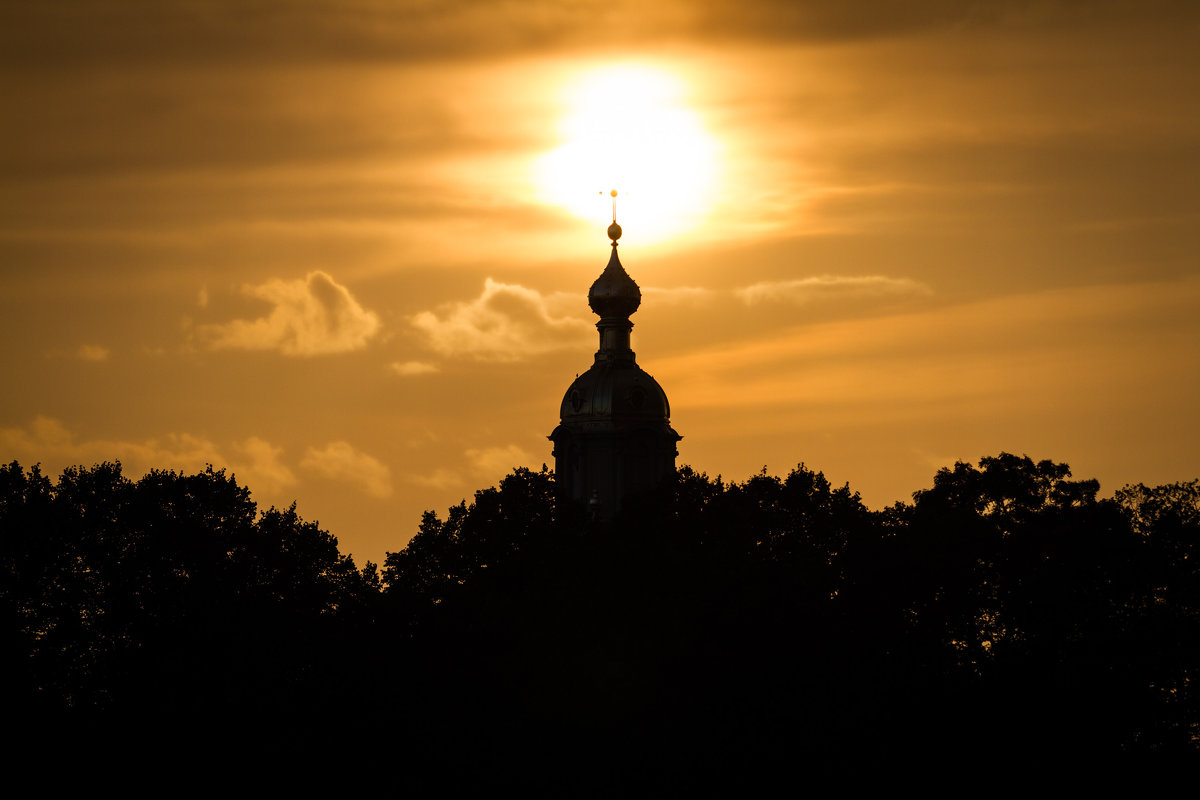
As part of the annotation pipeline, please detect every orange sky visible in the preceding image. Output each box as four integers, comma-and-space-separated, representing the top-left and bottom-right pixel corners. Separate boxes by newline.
3, 1, 1199, 567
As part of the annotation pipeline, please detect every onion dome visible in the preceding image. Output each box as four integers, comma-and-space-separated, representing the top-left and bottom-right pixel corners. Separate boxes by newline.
588, 244, 641, 319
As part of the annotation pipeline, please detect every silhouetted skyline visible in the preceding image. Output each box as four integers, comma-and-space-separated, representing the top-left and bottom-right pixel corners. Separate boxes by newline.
6, 456, 1197, 781
2, 2, 1198, 565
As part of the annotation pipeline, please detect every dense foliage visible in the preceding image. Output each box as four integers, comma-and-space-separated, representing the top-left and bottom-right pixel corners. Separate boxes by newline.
0, 460, 379, 759
2, 456, 1197, 784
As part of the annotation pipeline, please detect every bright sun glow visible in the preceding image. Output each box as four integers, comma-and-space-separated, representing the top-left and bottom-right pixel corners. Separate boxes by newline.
535, 66, 720, 244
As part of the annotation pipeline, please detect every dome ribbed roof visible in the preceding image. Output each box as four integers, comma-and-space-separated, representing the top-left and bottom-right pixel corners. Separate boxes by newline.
559, 360, 671, 423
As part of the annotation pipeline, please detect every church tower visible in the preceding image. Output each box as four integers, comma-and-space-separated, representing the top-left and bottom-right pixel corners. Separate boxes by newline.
549, 217, 681, 518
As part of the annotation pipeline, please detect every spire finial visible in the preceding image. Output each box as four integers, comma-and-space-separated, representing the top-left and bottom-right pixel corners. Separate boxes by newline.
588, 187, 639, 323
605, 189, 622, 244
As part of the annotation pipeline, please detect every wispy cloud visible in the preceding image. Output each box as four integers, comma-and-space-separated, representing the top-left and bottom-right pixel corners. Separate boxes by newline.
465, 444, 536, 479
412, 279, 591, 361
76, 344, 110, 362
301, 441, 393, 499
642, 286, 717, 306
389, 360, 440, 377
655, 278, 1200, 427
735, 275, 931, 305
199, 271, 380, 357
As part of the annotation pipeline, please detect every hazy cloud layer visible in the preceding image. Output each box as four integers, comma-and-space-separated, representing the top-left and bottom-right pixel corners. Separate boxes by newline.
301, 441, 393, 499
657, 277, 1200, 418
412, 279, 591, 361
389, 360, 440, 377
736, 276, 931, 305
201, 271, 380, 356
6, 1, 1188, 69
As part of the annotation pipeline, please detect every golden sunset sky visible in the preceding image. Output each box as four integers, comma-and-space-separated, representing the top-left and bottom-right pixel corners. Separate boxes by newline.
3, 1, 1198, 566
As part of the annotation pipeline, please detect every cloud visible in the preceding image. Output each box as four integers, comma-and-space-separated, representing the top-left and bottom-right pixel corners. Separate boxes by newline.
401, 444, 536, 491
735, 275, 931, 305
406, 467, 463, 491
654, 277, 1200, 426
8, 1, 1171, 72
412, 279, 591, 361
231, 436, 297, 495
465, 444, 536, 479
301, 441, 393, 499
1, 415, 223, 475
389, 360, 440, 376
76, 344, 110, 361
0, 416, 77, 454
642, 286, 717, 306
200, 271, 380, 356
0, 417, 301, 499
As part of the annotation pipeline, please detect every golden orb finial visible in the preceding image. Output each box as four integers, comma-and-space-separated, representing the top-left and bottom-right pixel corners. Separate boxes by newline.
606, 189, 621, 243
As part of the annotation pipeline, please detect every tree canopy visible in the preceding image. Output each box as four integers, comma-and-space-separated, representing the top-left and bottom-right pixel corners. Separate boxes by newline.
2, 454, 1196, 783
0, 460, 379, 759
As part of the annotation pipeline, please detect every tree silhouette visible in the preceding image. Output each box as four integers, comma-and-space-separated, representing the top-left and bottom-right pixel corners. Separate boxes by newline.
0, 460, 379, 760
375, 454, 1198, 784
2, 453, 1196, 782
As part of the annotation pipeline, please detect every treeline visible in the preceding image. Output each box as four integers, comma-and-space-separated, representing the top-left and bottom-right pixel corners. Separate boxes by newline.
2, 456, 1197, 785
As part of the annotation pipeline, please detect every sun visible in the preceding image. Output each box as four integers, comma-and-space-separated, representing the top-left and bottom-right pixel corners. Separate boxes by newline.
535, 65, 720, 245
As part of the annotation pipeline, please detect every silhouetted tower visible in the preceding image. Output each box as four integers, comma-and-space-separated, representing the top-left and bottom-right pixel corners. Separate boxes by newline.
549, 217, 681, 518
